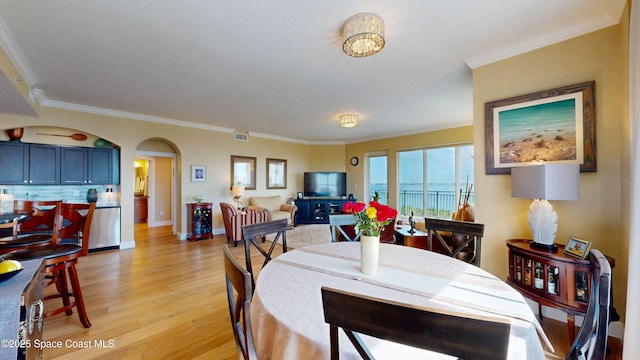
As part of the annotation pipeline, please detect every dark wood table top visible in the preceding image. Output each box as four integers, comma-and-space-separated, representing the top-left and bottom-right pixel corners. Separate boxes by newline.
393, 225, 428, 237
0, 234, 52, 250
0, 210, 32, 223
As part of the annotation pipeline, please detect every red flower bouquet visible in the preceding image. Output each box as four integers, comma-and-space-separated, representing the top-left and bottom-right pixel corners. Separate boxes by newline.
342, 201, 398, 236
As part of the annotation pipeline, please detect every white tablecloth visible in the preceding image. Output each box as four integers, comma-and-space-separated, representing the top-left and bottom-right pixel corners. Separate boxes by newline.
250, 242, 550, 360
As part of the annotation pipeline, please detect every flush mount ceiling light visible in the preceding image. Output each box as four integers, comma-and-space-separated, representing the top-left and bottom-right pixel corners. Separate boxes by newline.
342, 13, 385, 57
339, 114, 358, 128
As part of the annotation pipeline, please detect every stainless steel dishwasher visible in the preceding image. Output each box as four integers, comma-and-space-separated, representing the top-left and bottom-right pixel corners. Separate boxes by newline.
89, 205, 121, 251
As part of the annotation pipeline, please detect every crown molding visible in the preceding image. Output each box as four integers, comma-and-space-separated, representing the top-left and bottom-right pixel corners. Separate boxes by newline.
344, 119, 473, 145
0, 14, 37, 85
465, 0, 626, 69
37, 93, 328, 144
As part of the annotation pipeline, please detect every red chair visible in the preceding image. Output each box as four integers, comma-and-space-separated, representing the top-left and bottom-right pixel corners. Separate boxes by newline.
7, 202, 96, 327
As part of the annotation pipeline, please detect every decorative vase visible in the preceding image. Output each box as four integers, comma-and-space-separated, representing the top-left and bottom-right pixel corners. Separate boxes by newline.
87, 188, 98, 203
6, 128, 23, 141
360, 235, 380, 275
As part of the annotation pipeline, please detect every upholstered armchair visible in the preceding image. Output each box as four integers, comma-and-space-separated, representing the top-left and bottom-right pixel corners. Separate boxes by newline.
219, 202, 269, 247
247, 195, 297, 227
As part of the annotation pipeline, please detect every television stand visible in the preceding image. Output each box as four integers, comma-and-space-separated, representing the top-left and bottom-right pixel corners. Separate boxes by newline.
295, 198, 356, 225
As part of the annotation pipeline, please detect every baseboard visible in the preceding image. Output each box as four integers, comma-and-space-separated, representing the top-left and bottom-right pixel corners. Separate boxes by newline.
148, 220, 173, 227
524, 298, 625, 340
609, 321, 625, 341
120, 240, 136, 249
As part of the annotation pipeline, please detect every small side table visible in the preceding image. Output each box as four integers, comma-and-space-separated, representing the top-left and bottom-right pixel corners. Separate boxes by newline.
186, 202, 213, 241
394, 225, 429, 249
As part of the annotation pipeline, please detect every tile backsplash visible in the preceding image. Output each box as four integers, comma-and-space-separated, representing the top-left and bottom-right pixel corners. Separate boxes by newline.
0, 184, 120, 211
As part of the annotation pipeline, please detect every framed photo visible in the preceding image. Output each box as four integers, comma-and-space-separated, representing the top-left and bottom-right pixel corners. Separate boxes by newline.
191, 165, 205, 182
485, 81, 596, 174
266, 158, 287, 189
564, 236, 592, 259
297, 191, 303, 199
231, 155, 256, 190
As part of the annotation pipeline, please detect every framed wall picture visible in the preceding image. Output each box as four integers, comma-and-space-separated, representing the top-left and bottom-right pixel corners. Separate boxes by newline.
191, 165, 205, 182
564, 236, 592, 259
231, 155, 256, 190
485, 81, 596, 174
266, 158, 287, 189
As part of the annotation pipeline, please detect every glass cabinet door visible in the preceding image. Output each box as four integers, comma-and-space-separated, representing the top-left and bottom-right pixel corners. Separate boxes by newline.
193, 207, 212, 235
547, 265, 559, 295
533, 262, 544, 290
515, 255, 522, 282
524, 259, 532, 286
575, 271, 589, 302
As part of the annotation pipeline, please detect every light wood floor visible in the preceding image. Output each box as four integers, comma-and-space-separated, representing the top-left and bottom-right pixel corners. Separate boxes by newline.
42, 224, 622, 359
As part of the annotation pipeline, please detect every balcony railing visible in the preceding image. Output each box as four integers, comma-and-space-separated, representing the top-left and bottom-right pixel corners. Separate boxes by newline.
369, 189, 475, 219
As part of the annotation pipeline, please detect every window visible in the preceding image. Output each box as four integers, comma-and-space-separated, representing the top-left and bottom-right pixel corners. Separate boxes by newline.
397, 144, 474, 218
366, 152, 387, 204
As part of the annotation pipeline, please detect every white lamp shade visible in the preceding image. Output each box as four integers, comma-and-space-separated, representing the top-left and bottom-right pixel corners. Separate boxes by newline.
231, 185, 245, 197
511, 164, 580, 201
512, 163, 580, 246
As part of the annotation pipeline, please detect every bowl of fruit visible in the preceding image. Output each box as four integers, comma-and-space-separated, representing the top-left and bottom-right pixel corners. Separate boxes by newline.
0, 258, 23, 281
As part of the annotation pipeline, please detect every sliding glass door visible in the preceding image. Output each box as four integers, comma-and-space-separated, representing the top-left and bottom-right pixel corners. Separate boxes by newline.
397, 144, 474, 218
366, 152, 387, 204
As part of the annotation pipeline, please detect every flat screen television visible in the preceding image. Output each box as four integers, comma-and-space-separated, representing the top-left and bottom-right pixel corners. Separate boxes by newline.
303, 172, 347, 198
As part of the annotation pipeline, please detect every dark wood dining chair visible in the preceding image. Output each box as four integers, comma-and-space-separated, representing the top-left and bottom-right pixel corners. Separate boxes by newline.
6, 202, 96, 328
242, 218, 288, 289
321, 286, 510, 360
424, 217, 485, 266
564, 249, 611, 360
329, 214, 361, 242
223, 245, 257, 360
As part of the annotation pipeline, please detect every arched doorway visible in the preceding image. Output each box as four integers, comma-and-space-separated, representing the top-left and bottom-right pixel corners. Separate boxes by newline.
134, 138, 179, 236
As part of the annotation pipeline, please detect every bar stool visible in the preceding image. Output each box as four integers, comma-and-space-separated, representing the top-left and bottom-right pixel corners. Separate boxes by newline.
0, 217, 18, 237
6, 202, 96, 328
14, 200, 60, 235
0, 201, 60, 255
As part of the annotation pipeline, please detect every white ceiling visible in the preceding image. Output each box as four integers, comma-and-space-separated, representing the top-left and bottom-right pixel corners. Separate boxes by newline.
0, 1, 625, 144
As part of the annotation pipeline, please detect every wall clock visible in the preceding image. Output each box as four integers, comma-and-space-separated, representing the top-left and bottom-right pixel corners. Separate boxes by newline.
350, 156, 359, 166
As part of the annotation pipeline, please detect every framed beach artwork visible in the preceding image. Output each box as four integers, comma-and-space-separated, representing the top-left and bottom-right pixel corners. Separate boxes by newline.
485, 81, 596, 174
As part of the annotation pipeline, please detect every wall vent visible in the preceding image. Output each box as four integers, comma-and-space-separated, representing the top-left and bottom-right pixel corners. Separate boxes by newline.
233, 131, 249, 141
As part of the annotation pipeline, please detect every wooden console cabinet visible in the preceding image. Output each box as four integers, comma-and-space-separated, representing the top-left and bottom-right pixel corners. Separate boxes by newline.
186, 202, 213, 241
134, 196, 148, 224
506, 239, 615, 342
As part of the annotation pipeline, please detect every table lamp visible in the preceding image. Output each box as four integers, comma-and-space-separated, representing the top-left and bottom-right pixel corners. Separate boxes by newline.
511, 164, 580, 250
231, 182, 245, 210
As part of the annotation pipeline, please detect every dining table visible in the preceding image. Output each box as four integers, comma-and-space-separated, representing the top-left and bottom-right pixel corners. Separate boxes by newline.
250, 242, 553, 360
